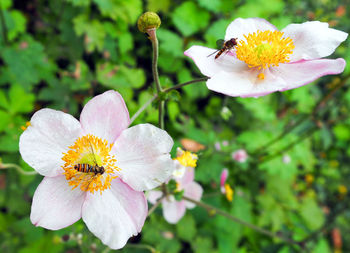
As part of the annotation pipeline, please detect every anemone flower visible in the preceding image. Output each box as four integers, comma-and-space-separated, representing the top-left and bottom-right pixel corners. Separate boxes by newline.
232, 149, 248, 163
148, 148, 203, 224
185, 18, 348, 97
220, 168, 234, 202
19, 90, 175, 249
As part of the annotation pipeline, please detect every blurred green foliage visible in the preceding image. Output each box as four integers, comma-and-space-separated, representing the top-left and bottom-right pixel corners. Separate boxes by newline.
0, 0, 349, 252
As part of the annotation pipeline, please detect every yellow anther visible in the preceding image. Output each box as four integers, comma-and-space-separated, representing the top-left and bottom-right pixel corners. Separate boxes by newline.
338, 185, 347, 195
62, 134, 119, 194
236, 30, 294, 78
224, 184, 234, 202
174, 147, 198, 168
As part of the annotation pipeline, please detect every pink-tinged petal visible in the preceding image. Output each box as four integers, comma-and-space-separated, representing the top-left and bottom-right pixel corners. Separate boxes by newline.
282, 21, 348, 61
82, 178, 147, 250
225, 18, 277, 41
147, 190, 163, 204
206, 68, 286, 98
232, 149, 248, 163
272, 58, 346, 91
184, 45, 246, 77
30, 176, 85, 230
112, 124, 175, 191
178, 167, 194, 187
19, 109, 82, 177
80, 90, 130, 144
184, 182, 203, 209
220, 169, 228, 193
162, 199, 186, 224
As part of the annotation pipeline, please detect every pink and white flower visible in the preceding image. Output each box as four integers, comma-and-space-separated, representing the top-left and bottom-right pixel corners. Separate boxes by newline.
19, 90, 175, 249
220, 168, 234, 202
232, 149, 248, 163
148, 149, 203, 224
185, 18, 348, 97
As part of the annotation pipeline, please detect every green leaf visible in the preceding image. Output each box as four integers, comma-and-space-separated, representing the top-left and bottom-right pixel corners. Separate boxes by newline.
299, 198, 325, 230
147, 0, 171, 13
157, 29, 184, 57
93, 0, 142, 23
198, 0, 222, 12
172, 1, 210, 36
176, 213, 197, 241
8, 85, 35, 114
333, 124, 350, 141
65, 0, 91, 7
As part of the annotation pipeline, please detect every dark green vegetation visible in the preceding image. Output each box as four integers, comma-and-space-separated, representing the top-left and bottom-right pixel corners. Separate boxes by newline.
0, 0, 349, 252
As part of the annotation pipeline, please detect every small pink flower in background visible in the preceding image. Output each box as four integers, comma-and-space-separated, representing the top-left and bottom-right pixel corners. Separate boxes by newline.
222, 140, 229, 146
148, 148, 203, 224
185, 18, 347, 98
232, 149, 248, 163
282, 154, 291, 164
19, 91, 175, 249
214, 141, 221, 151
220, 168, 234, 202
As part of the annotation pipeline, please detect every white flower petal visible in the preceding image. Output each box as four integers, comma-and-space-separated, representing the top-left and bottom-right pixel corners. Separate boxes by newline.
80, 90, 130, 144
112, 124, 175, 191
82, 178, 147, 250
271, 58, 346, 91
225, 17, 277, 41
30, 176, 85, 230
282, 21, 348, 61
184, 45, 246, 77
147, 190, 163, 204
207, 69, 286, 98
162, 199, 186, 224
19, 108, 82, 177
184, 182, 203, 209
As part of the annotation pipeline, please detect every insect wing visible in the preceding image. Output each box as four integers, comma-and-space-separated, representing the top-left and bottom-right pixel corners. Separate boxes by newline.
87, 139, 99, 166
216, 39, 225, 49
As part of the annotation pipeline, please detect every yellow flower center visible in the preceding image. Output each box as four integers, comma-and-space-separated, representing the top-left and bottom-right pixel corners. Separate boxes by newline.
174, 147, 198, 168
236, 30, 295, 79
224, 184, 234, 202
62, 134, 119, 194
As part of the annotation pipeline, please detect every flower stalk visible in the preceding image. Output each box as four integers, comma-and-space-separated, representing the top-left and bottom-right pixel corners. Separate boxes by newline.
0, 163, 37, 176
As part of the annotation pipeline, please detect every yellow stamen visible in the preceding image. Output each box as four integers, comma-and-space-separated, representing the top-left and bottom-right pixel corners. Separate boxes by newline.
224, 184, 234, 202
62, 134, 119, 194
338, 185, 347, 195
305, 173, 314, 185
236, 30, 294, 76
21, 121, 31, 131
174, 147, 198, 168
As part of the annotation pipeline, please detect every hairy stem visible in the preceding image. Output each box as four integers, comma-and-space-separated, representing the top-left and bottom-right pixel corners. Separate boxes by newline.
163, 77, 209, 93
148, 196, 165, 216
148, 28, 162, 94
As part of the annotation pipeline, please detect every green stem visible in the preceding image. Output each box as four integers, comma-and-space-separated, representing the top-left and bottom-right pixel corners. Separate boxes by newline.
148, 196, 165, 216
259, 126, 318, 163
129, 77, 208, 124
163, 77, 209, 93
125, 243, 157, 253
0, 163, 37, 176
130, 95, 157, 124
158, 101, 164, 129
183, 196, 302, 248
0, 8, 8, 45
148, 28, 162, 94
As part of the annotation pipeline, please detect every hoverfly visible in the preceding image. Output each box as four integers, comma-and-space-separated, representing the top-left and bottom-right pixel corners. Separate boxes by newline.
207, 38, 238, 59
74, 141, 105, 176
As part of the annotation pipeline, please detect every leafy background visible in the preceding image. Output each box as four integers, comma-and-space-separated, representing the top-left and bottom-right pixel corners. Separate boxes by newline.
0, 0, 349, 252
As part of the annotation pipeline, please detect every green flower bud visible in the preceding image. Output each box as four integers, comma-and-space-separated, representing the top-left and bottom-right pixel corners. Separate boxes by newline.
137, 12, 161, 33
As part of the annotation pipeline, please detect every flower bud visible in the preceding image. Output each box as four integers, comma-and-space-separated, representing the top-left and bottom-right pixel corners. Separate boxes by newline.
137, 12, 161, 33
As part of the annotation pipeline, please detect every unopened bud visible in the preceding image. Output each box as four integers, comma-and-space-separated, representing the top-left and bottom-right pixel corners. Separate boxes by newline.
137, 12, 161, 33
